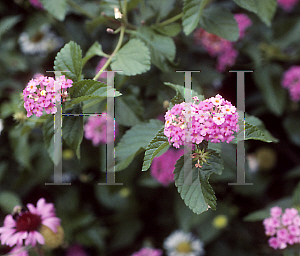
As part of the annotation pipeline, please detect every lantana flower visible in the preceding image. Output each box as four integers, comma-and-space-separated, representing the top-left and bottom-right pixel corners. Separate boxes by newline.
194, 13, 252, 72
164, 94, 239, 149
163, 230, 205, 256
23, 75, 73, 117
281, 65, 300, 102
263, 206, 300, 249
84, 113, 117, 146
151, 149, 184, 186
0, 198, 61, 250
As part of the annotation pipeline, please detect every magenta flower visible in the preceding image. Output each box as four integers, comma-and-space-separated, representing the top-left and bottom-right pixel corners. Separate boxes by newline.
194, 13, 251, 72
281, 66, 300, 102
84, 113, 117, 146
7, 246, 29, 256
164, 94, 239, 149
131, 247, 163, 256
95, 58, 108, 80
234, 13, 252, 39
151, 149, 184, 186
23, 75, 73, 117
277, 0, 300, 11
263, 207, 300, 250
0, 198, 60, 248
29, 0, 44, 9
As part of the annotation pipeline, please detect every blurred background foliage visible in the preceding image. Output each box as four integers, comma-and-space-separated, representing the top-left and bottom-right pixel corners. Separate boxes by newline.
1, 0, 300, 255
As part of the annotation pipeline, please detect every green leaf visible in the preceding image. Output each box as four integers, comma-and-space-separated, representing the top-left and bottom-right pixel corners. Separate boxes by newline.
182, 0, 210, 35
164, 82, 204, 108
85, 16, 107, 33
111, 39, 151, 76
136, 26, 176, 71
43, 115, 58, 165
115, 120, 163, 171
232, 0, 277, 26
174, 151, 223, 215
115, 97, 142, 127
40, 0, 67, 21
149, 0, 176, 20
253, 64, 286, 116
9, 127, 31, 169
235, 112, 279, 143
0, 191, 22, 213
82, 42, 108, 66
283, 114, 300, 147
54, 41, 83, 82
62, 104, 84, 159
69, 79, 121, 106
199, 5, 239, 41
142, 126, 170, 171
152, 23, 182, 37
0, 15, 21, 41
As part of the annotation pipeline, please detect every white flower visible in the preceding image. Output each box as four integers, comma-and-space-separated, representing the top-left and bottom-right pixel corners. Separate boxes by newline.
18, 24, 63, 56
163, 230, 205, 256
0, 119, 3, 135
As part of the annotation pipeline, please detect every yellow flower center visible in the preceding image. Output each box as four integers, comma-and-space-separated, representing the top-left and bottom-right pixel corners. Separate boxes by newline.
176, 242, 192, 253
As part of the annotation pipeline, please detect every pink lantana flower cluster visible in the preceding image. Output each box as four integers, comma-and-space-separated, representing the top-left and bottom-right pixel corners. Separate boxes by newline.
263, 206, 300, 249
84, 113, 117, 146
164, 94, 239, 149
151, 149, 184, 186
194, 13, 252, 72
23, 75, 73, 117
277, 0, 300, 11
0, 198, 60, 251
281, 66, 300, 102
131, 247, 163, 256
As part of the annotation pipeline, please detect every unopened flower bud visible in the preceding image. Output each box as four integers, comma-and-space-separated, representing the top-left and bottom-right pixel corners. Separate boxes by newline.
106, 28, 114, 34
163, 100, 169, 109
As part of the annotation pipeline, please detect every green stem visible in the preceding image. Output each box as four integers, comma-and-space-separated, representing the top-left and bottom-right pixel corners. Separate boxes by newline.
156, 13, 183, 27
67, 0, 95, 19
93, 25, 125, 81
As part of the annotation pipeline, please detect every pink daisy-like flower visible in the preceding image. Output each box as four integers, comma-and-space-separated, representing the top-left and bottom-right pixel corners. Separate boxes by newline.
131, 247, 163, 256
0, 198, 60, 248
151, 149, 184, 186
84, 113, 117, 146
7, 246, 29, 256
